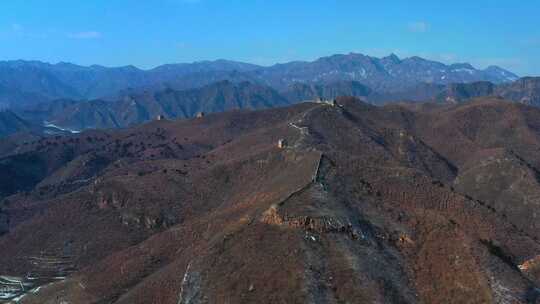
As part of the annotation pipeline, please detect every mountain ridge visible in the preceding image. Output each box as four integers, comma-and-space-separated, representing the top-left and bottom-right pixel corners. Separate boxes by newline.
10, 76, 540, 134
0, 53, 519, 108
1, 97, 540, 303
16, 80, 290, 130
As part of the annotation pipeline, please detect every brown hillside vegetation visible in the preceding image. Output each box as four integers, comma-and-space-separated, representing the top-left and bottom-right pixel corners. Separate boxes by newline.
1, 97, 540, 303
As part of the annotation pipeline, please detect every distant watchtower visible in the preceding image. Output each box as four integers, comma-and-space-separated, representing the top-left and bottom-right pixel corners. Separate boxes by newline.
277, 139, 287, 149
314, 97, 338, 107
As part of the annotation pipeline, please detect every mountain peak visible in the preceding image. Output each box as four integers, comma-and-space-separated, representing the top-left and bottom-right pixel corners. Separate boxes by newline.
483, 65, 519, 82
407, 56, 428, 62
383, 53, 401, 64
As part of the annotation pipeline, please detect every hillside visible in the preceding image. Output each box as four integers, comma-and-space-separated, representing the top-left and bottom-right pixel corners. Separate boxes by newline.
15, 81, 290, 131
17, 77, 540, 134
0, 97, 540, 303
283, 81, 374, 103
375, 77, 540, 107
0, 110, 34, 137
496, 77, 540, 106
0, 60, 260, 105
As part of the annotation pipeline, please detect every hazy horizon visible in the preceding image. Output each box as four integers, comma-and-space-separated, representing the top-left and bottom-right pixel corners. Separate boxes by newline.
1, 0, 539, 75
1, 52, 525, 75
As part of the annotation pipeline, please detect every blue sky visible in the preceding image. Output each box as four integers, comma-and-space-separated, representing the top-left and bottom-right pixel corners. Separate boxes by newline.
1, 0, 539, 75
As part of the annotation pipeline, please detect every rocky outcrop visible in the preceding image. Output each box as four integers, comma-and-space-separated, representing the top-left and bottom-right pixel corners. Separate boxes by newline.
177, 263, 203, 304
261, 204, 363, 239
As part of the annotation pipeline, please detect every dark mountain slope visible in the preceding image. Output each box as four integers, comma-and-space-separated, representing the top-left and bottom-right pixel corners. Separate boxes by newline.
282, 81, 374, 103
0, 110, 34, 137
377, 77, 540, 106
0, 60, 261, 103
374, 82, 447, 103
0, 98, 539, 303
24, 81, 291, 130
14, 99, 80, 124
438, 81, 496, 103
496, 77, 540, 106
148, 59, 260, 79
414, 97, 540, 168
0, 83, 49, 109
0, 62, 82, 101
412, 97, 540, 241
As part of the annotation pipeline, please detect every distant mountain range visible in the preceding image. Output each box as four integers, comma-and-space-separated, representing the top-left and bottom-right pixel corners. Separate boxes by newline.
249, 53, 519, 91
3, 52, 539, 136
8, 76, 539, 133
0, 53, 519, 108
0, 59, 260, 107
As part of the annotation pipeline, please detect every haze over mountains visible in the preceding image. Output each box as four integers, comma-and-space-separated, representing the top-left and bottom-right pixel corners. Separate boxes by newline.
3, 52, 539, 135
7, 76, 539, 133
17, 81, 290, 130
0, 53, 518, 107
0, 110, 33, 137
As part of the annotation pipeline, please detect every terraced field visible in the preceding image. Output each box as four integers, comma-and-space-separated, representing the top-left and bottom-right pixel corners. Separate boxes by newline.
0, 252, 76, 303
